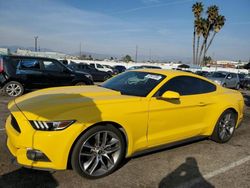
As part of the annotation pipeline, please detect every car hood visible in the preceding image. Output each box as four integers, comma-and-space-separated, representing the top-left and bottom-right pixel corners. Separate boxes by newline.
10, 86, 140, 120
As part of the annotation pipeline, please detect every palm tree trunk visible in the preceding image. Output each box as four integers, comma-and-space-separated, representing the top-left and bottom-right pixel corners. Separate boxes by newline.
195, 36, 200, 65
201, 41, 207, 66
204, 32, 216, 55
193, 26, 196, 65
198, 39, 205, 66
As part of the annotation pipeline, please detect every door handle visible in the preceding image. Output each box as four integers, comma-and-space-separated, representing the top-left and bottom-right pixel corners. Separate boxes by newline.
198, 102, 207, 106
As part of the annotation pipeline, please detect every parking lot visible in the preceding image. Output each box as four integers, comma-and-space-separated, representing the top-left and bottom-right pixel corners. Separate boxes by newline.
0, 90, 249, 188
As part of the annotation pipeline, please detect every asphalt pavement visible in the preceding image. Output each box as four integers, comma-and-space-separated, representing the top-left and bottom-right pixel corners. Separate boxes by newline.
0, 90, 250, 188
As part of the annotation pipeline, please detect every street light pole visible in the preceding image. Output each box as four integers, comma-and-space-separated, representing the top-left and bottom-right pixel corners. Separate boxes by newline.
34, 36, 38, 52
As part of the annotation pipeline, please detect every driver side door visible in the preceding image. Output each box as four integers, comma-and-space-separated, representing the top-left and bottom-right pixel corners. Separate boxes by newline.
147, 76, 216, 148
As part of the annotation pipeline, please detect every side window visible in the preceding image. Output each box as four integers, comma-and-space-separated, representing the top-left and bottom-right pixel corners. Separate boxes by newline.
42, 60, 63, 72
89, 63, 95, 68
157, 76, 216, 96
19, 59, 40, 70
97, 64, 103, 68
231, 73, 236, 78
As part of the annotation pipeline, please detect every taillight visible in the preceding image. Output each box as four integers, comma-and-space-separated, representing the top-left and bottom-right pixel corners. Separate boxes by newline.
0, 58, 3, 73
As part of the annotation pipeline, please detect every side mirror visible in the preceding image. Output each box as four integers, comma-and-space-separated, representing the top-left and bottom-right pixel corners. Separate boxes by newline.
160, 91, 180, 99
227, 76, 232, 80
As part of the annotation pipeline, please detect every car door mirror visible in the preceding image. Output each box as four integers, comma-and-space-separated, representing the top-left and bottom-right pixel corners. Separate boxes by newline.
227, 76, 232, 80
160, 91, 180, 99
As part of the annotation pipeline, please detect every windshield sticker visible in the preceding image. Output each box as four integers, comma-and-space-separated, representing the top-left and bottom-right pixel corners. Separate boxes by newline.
145, 74, 162, 80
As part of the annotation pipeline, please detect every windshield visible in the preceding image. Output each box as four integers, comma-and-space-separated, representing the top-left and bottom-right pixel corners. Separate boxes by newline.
101, 71, 165, 97
209, 72, 227, 78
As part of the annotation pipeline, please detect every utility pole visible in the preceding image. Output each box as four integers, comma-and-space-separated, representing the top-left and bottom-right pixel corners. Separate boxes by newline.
80, 42, 82, 57
34, 36, 38, 52
149, 49, 152, 62
135, 45, 138, 63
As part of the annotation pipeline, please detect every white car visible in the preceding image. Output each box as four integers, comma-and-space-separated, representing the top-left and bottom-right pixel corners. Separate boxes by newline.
89, 63, 113, 74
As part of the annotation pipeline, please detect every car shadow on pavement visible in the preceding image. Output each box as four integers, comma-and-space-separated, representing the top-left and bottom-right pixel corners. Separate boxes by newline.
0, 167, 58, 188
159, 157, 214, 188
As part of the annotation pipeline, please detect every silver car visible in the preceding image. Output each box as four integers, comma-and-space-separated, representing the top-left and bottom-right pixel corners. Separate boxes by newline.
207, 71, 240, 89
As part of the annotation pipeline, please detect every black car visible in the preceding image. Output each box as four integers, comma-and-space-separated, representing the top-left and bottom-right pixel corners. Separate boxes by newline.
113, 65, 126, 73
68, 62, 112, 82
0, 55, 93, 97
238, 73, 247, 88
242, 77, 250, 90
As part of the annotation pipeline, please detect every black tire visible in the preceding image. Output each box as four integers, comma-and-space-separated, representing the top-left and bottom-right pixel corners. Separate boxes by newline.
211, 109, 237, 143
103, 75, 111, 81
235, 83, 240, 90
222, 83, 226, 88
71, 125, 126, 179
3, 81, 24, 97
75, 82, 86, 86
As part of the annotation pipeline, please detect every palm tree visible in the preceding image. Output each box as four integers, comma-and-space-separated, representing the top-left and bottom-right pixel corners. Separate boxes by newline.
195, 18, 204, 65
204, 15, 226, 56
198, 5, 219, 66
192, 2, 203, 65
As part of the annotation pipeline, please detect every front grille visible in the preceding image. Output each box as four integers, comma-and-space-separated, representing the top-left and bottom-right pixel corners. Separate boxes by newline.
11, 115, 21, 133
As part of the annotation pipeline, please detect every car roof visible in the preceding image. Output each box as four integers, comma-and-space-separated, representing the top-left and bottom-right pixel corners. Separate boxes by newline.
1, 55, 58, 61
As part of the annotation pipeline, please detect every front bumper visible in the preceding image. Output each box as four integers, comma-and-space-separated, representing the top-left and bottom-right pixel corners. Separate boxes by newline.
6, 103, 87, 170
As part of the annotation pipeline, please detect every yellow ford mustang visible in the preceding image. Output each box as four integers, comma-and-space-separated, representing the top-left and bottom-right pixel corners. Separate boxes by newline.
6, 69, 244, 178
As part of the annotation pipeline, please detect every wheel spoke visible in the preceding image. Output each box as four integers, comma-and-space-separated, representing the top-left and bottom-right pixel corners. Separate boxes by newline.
80, 151, 93, 157
103, 154, 114, 165
83, 142, 95, 149
84, 155, 96, 170
106, 145, 120, 154
95, 132, 101, 147
101, 131, 108, 147
89, 157, 99, 175
100, 156, 108, 170
220, 129, 226, 140
105, 138, 119, 148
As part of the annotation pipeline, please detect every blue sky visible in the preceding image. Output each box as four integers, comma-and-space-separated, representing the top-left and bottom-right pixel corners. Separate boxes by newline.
0, 0, 249, 61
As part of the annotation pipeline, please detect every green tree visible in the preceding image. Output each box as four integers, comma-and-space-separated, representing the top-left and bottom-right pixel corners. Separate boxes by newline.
122, 55, 133, 62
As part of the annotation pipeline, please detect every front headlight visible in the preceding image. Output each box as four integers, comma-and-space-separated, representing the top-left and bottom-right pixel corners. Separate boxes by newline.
214, 80, 222, 85
30, 120, 75, 131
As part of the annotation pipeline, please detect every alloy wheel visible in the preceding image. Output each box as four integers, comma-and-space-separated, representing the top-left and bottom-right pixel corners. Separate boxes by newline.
6, 83, 22, 97
78, 131, 121, 177
218, 113, 235, 141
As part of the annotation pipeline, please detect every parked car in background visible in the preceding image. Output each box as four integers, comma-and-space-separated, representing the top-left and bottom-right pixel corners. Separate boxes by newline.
102, 64, 119, 75
195, 70, 209, 77
127, 66, 142, 70
89, 63, 113, 74
238, 73, 247, 89
241, 77, 250, 90
127, 65, 161, 70
68, 62, 112, 82
0, 55, 93, 97
140, 65, 162, 69
207, 71, 240, 89
113, 65, 126, 73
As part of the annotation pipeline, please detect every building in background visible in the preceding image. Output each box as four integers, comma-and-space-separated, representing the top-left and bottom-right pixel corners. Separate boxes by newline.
0, 48, 10, 55
14, 49, 76, 59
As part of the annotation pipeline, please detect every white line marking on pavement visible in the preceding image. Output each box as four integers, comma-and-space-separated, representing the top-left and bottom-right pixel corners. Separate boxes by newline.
204, 155, 250, 179
0, 128, 5, 131
177, 155, 250, 188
